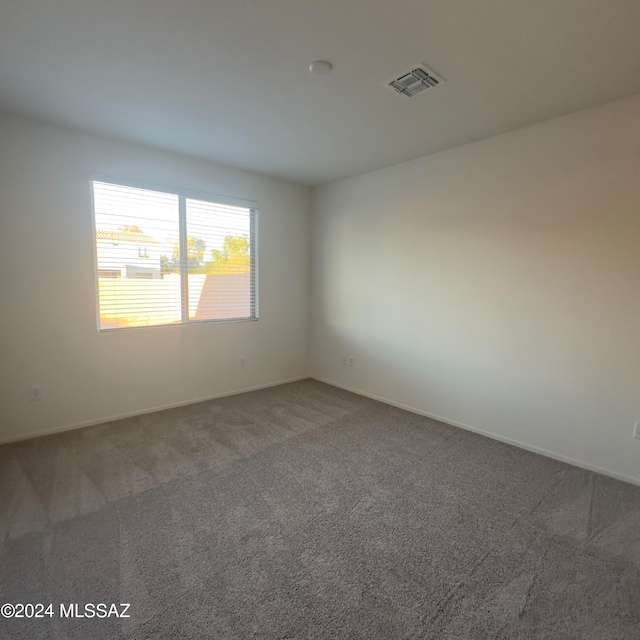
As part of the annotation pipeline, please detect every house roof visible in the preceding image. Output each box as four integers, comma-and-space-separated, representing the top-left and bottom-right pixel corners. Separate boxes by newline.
96, 230, 161, 244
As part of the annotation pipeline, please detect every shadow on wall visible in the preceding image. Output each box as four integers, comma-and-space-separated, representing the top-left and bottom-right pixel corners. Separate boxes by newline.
193, 272, 251, 321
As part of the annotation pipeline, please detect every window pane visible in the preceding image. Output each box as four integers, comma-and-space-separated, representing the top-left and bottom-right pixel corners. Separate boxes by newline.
185, 198, 254, 321
92, 181, 257, 330
93, 182, 181, 329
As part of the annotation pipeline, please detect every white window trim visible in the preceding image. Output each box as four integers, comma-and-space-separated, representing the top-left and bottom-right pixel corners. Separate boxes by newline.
90, 174, 259, 332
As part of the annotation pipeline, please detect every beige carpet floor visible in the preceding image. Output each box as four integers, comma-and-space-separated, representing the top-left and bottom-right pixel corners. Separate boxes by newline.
1, 379, 639, 639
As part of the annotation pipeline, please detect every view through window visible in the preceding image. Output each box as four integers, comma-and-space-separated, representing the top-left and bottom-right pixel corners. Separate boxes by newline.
92, 180, 257, 330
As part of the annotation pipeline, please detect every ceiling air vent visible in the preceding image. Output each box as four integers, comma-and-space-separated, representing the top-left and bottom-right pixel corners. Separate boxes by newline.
388, 65, 443, 97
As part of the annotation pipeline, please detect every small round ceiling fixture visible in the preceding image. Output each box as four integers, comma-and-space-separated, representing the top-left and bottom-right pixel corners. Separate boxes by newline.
309, 60, 332, 74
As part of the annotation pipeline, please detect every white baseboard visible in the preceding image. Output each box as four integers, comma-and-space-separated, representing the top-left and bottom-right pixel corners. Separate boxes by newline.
311, 376, 640, 488
0, 375, 311, 446
5, 373, 639, 489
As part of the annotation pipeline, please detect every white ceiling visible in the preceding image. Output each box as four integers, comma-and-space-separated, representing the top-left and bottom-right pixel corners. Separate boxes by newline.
1, 0, 640, 186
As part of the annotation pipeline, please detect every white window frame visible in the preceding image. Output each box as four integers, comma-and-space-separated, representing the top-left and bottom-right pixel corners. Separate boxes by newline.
90, 175, 258, 331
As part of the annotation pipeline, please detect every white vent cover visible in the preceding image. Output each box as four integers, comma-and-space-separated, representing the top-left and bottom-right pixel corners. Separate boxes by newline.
388, 65, 443, 97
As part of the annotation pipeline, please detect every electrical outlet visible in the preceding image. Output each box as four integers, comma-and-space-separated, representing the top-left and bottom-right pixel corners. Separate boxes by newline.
348, 356, 355, 367
342, 356, 349, 366
30, 387, 41, 401
634, 421, 640, 440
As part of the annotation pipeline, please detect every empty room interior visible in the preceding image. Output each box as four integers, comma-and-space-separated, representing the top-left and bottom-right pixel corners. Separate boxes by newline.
1, 1, 640, 638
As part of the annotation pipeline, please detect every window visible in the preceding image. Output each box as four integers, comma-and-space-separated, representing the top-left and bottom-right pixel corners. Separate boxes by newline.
97, 269, 121, 279
91, 179, 257, 331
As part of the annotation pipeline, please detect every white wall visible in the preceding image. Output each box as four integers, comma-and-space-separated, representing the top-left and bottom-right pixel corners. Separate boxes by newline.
311, 94, 640, 484
0, 113, 310, 442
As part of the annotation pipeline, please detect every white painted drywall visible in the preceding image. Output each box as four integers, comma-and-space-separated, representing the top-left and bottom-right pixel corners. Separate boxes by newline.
0, 113, 310, 442
311, 94, 640, 484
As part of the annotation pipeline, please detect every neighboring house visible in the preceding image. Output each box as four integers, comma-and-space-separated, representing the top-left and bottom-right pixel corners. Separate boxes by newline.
96, 229, 163, 279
